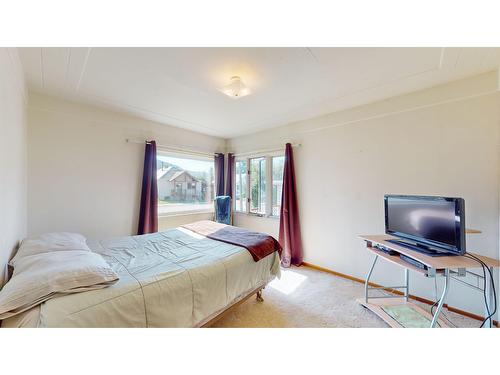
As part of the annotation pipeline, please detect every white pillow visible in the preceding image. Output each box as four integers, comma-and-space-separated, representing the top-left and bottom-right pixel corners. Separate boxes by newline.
0, 250, 118, 320
10, 232, 90, 266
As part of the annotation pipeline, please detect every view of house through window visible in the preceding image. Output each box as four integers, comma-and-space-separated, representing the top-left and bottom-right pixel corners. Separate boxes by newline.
157, 154, 215, 215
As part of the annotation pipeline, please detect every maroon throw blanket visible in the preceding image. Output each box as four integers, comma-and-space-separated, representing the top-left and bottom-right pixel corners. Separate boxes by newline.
182, 221, 282, 262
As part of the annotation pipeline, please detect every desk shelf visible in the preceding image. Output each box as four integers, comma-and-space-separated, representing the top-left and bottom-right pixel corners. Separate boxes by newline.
361, 234, 500, 269
357, 298, 450, 328
366, 245, 438, 276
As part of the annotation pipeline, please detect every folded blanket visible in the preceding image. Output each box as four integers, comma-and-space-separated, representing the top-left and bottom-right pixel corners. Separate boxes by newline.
182, 220, 282, 262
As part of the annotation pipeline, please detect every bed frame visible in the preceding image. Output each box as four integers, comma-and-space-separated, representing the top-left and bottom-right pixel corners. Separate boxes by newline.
200, 284, 266, 327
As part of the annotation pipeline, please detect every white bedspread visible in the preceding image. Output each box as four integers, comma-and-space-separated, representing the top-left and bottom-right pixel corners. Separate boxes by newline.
1, 227, 280, 328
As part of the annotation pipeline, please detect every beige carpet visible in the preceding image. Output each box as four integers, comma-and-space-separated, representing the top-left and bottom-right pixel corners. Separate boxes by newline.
212, 266, 479, 328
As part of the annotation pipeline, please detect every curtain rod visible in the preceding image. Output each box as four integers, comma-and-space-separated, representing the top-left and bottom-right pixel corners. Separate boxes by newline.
231, 143, 301, 157
126, 138, 220, 158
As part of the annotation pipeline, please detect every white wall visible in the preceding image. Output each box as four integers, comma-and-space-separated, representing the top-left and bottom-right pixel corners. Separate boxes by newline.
27, 93, 225, 240
23, 68, 500, 320
0, 48, 27, 285
228, 71, 500, 319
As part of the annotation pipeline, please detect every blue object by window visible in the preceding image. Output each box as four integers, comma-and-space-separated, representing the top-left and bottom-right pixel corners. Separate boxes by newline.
214, 196, 232, 225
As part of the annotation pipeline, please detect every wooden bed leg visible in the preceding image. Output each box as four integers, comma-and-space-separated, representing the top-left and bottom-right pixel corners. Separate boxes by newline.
256, 289, 264, 302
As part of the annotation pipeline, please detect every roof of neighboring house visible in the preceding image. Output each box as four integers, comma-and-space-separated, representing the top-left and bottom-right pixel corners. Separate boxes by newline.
157, 166, 199, 183
157, 166, 174, 180
168, 170, 185, 181
168, 170, 199, 182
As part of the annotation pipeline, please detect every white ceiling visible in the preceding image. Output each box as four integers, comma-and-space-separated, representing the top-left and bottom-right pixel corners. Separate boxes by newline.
18, 47, 500, 138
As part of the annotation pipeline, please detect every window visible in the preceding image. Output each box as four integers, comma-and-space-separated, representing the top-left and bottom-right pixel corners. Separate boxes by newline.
234, 154, 284, 217
156, 153, 215, 216
271, 156, 285, 216
234, 160, 247, 212
250, 157, 266, 214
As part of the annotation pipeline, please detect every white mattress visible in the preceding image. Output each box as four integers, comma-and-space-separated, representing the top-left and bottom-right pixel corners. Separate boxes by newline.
1, 227, 280, 328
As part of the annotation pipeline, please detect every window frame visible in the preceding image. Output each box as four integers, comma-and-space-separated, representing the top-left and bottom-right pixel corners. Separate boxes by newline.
249, 156, 267, 216
233, 159, 248, 214
233, 151, 284, 219
156, 150, 215, 218
270, 155, 285, 218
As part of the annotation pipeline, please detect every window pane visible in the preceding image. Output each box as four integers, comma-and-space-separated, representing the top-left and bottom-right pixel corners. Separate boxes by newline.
157, 154, 214, 215
272, 156, 285, 216
250, 157, 266, 214
234, 160, 247, 212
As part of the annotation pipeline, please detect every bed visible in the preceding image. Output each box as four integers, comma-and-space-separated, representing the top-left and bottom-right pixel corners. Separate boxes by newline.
1, 224, 281, 328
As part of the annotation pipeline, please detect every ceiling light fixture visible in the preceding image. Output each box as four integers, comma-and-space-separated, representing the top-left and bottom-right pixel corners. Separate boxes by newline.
220, 76, 250, 99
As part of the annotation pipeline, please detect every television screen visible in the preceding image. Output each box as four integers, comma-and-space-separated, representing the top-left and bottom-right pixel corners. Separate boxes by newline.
385, 195, 465, 254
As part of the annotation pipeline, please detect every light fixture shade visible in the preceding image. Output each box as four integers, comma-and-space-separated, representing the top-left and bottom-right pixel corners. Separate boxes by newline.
221, 76, 250, 98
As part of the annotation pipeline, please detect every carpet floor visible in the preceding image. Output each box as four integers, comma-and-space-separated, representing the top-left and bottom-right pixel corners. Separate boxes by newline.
212, 266, 480, 328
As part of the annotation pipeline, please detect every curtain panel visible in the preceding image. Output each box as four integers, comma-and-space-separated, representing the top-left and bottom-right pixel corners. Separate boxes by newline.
279, 143, 303, 267
225, 153, 235, 198
137, 140, 158, 235
214, 153, 225, 197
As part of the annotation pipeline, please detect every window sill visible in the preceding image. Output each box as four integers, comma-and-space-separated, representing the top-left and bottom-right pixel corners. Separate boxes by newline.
158, 210, 214, 219
234, 212, 280, 220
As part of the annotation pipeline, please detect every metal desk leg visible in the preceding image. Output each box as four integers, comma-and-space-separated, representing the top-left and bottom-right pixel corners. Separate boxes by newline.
365, 255, 378, 303
430, 269, 450, 328
484, 266, 494, 328
404, 268, 409, 302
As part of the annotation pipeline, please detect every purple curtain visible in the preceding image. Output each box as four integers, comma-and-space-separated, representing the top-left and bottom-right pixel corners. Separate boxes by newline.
137, 140, 158, 235
214, 153, 225, 197
279, 143, 303, 267
226, 153, 235, 198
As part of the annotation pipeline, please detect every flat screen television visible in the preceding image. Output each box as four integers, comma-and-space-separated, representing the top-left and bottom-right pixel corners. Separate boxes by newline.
384, 195, 466, 255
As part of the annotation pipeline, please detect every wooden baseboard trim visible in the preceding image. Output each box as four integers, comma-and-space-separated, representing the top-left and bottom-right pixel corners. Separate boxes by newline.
301, 262, 498, 327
